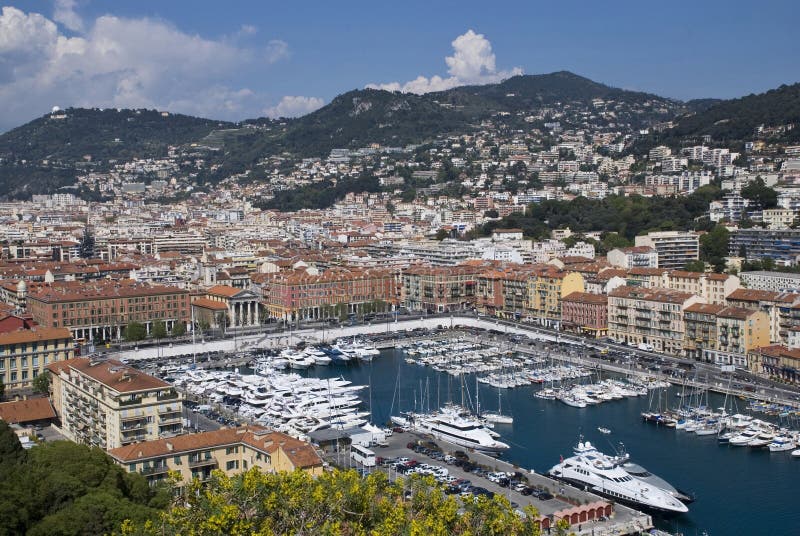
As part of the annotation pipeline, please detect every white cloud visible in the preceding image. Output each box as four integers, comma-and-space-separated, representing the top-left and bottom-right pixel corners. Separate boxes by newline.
265, 39, 289, 63
264, 95, 324, 118
53, 0, 83, 32
0, 6, 291, 130
367, 29, 522, 94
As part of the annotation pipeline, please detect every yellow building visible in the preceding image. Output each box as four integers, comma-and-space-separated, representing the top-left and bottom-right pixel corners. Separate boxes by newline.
526, 266, 585, 328
46, 357, 184, 450
608, 286, 702, 356
0, 327, 73, 392
684, 304, 769, 367
107, 426, 324, 486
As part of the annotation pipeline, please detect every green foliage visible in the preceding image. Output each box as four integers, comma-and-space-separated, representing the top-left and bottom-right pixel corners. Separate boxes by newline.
0, 425, 166, 536
170, 322, 186, 337
124, 322, 147, 342
32, 373, 50, 395
79, 228, 95, 259
117, 469, 542, 536
151, 320, 167, 340
483, 186, 722, 240
740, 177, 778, 209
257, 174, 381, 211
699, 225, 731, 272
0, 108, 232, 198
435, 229, 450, 241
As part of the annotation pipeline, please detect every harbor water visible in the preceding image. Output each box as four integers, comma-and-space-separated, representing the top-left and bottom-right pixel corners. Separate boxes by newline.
302, 348, 800, 536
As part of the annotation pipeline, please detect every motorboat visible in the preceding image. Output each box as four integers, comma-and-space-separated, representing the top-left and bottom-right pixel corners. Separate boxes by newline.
395, 405, 510, 454
548, 440, 688, 514
597, 427, 611, 435
768, 436, 797, 452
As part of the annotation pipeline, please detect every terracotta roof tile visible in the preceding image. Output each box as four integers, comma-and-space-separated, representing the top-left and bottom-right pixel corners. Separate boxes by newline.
0, 397, 56, 424
47, 358, 170, 393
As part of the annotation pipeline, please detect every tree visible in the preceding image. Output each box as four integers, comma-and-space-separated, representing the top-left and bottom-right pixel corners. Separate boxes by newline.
117, 469, 543, 536
32, 373, 50, 395
699, 224, 731, 272
170, 322, 186, 337
124, 322, 147, 342
684, 260, 706, 272
741, 177, 778, 209
151, 320, 167, 340
484, 209, 499, 218
435, 229, 450, 241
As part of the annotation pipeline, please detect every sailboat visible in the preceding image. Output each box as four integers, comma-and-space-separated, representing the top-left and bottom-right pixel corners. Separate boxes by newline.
482, 386, 513, 424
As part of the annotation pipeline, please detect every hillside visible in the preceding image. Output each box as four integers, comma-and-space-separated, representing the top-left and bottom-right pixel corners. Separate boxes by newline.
639, 82, 800, 149
0, 108, 233, 198
2, 72, 797, 199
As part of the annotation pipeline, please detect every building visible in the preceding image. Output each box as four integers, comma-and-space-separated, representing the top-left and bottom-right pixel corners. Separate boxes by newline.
561, 292, 608, 338
740, 271, 800, 293
725, 289, 800, 344
607, 247, 658, 269
107, 426, 323, 487
608, 286, 702, 356
729, 228, 800, 267
634, 231, 700, 269
684, 304, 769, 367
259, 268, 396, 322
204, 285, 262, 327
0, 327, 74, 392
760, 208, 796, 230
46, 357, 184, 450
0, 397, 57, 426
527, 267, 585, 328
26, 279, 190, 342
402, 265, 480, 313
747, 345, 800, 384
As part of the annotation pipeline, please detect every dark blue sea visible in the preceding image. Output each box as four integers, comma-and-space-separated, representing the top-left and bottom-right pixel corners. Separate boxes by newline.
302, 349, 800, 536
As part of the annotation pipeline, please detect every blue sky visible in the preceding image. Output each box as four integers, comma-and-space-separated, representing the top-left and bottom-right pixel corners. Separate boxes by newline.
1, 1, 798, 131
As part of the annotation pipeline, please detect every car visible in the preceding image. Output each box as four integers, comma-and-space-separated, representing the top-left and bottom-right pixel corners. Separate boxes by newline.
520, 486, 533, 496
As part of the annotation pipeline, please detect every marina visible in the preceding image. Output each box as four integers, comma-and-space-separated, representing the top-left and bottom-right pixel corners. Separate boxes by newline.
138, 326, 800, 535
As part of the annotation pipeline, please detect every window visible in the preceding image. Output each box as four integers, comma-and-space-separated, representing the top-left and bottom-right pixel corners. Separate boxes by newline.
174, 456, 182, 465
225, 460, 239, 471
129, 463, 137, 472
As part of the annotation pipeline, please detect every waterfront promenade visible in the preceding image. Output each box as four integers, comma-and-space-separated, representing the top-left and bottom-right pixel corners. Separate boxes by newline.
118, 314, 800, 408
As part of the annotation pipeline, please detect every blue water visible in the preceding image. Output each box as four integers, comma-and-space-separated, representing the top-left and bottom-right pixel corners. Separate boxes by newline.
303, 349, 800, 535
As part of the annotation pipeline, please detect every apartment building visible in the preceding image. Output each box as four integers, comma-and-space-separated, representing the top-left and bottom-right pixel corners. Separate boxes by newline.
624, 269, 739, 305
0, 326, 74, 392
259, 267, 396, 321
46, 357, 184, 450
402, 265, 480, 313
561, 292, 608, 338
725, 288, 800, 344
729, 228, 800, 267
527, 267, 585, 327
747, 345, 800, 384
684, 304, 769, 367
108, 426, 323, 487
740, 271, 800, 293
608, 286, 702, 356
27, 279, 191, 342
607, 246, 658, 269
634, 231, 700, 269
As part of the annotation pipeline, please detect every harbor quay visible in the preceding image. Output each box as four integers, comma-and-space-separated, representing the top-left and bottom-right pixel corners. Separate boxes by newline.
325, 429, 653, 535
117, 314, 800, 408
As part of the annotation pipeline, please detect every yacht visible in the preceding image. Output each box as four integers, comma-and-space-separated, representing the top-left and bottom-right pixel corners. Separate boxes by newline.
548, 441, 688, 514
397, 405, 510, 454
618, 456, 694, 504
768, 435, 797, 453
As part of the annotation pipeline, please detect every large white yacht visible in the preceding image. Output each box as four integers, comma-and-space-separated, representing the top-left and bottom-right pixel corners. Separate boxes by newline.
548, 441, 689, 514
395, 405, 510, 454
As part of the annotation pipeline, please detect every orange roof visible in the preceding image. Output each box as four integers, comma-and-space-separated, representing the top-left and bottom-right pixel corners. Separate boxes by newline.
47, 358, 170, 393
207, 285, 241, 298
562, 292, 608, 305
0, 397, 56, 424
0, 327, 72, 346
727, 289, 799, 304
610, 285, 696, 304
107, 426, 322, 469
192, 297, 229, 311
685, 303, 725, 315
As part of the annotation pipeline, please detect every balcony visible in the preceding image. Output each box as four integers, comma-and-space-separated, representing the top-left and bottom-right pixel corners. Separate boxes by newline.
121, 434, 146, 444
159, 412, 182, 423
118, 397, 144, 407
140, 464, 170, 476
188, 457, 217, 469
157, 390, 180, 401
121, 422, 147, 432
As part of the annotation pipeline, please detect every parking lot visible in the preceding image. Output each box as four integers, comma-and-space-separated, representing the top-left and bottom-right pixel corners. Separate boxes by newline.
330, 429, 650, 531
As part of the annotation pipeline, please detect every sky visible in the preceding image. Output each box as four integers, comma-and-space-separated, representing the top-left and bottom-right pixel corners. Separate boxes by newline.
0, 0, 798, 132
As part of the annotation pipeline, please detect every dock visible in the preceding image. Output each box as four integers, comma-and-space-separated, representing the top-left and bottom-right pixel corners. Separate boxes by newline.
324, 429, 654, 536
